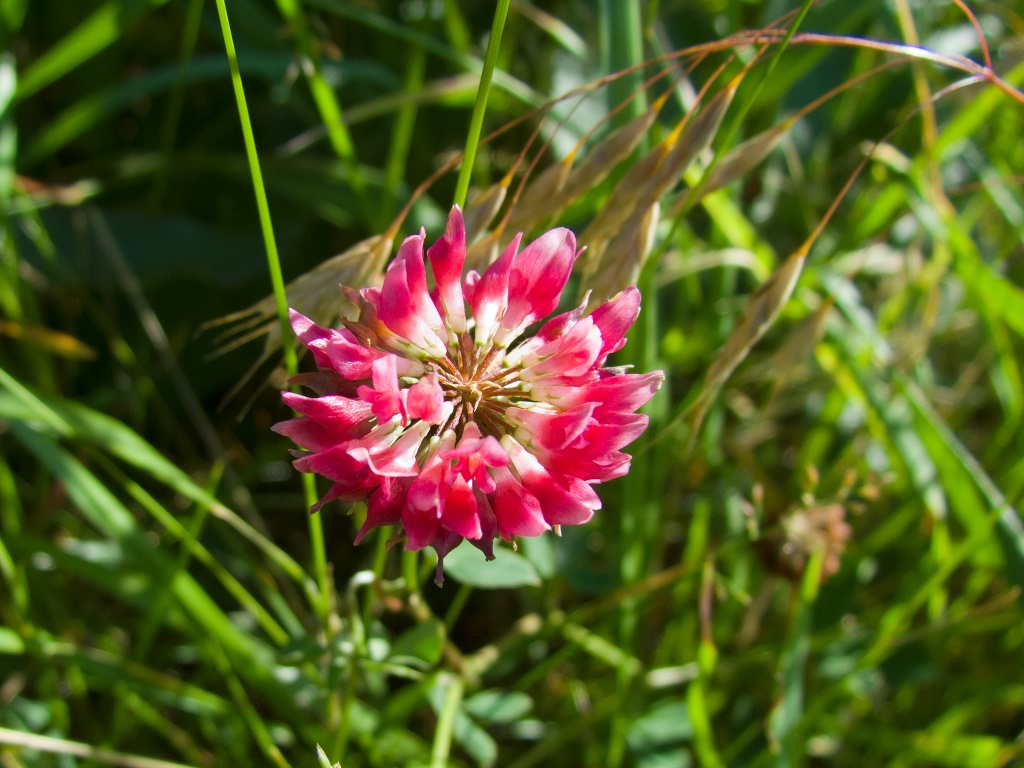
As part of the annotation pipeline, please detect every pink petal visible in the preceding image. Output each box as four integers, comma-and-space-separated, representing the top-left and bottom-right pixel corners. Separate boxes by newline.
281, 392, 373, 429
406, 373, 445, 424
492, 466, 550, 538
357, 355, 406, 425
582, 413, 650, 453
427, 206, 468, 334
293, 444, 374, 496
272, 416, 369, 451
441, 422, 508, 493
532, 371, 664, 413
287, 371, 354, 396
470, 490, 498, 560
310, 483, 358, 513
589, 286, 641, 363
378, 232, 447, 358
431, 530, 465, 585
403, 503, 440, 551
520, 316, 602, 380
323, 332, 383, 380
470, 233, 520, 347
497, 228, 577, 344
354, 478, 411, 543
348, 420, 429, 478
441, 475, 482, 539
507, 403, 596, 451
502, 436, 600, 526
289, 308, 348, 369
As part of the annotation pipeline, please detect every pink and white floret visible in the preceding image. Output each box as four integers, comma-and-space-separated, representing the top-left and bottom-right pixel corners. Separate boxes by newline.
274, 206, 663, 582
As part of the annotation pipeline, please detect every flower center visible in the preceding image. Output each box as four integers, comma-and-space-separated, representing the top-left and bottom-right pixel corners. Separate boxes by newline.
430, 333, 524, 437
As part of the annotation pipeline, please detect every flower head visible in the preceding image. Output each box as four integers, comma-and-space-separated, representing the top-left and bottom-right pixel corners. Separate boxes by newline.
274, 207, 663, 582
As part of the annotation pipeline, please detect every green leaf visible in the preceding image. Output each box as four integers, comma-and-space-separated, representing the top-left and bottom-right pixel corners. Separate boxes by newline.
15, 0, 165, 102
0, 0, 27, 34
520, 534, 556, 579
390, 618, 444, 667
0, 52, 15, 202
463, 690, 533, 724
0, 627, 24, 654
6, 422, 311, 719
429, 676, 497, 768
440, 545, 541, 589
316, 745, 339, 768
899, 378, 1024, 594
627, 701, 694, 751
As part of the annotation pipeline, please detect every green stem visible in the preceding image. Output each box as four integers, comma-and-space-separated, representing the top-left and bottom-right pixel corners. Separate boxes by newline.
361, 525, 389, 630
600, 0, 647, 128
431, 674, 464, 768
600, 4, 652, 766
383, 37, 426, 225
274, 0, 363, 207
443, 583, 473, 632
452, 0, 511, 208
213, 0, 329, 624
148, 0, 203, 210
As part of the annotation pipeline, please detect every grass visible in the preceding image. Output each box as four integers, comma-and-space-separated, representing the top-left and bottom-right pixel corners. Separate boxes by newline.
2, 1, 1024, 766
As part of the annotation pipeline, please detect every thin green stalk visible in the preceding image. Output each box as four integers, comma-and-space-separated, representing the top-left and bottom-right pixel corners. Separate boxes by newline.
111, 462, 226, 745
430, 674, 464, 768
149, 0, 203, 210
769, 549, 825, 768
684, 0, 815, 214
452, 0, 511, 208
403, 548, 419, 594
275, 0, 355, 160
443, 583, 473, 632
213, 0, 329, 624
600, 0, 647, 129
208, 640, 291, 768
383, 38, 426, 225
332, 591, 364, 761
601, 3, 653, 766
360, 526, 389, 631
213, 0, 295, 379
0, 461, 29, 636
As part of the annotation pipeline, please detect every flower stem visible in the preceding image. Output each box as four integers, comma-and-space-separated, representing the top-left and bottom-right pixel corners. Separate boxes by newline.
452, 0, 511, 208
213, 0, 329, 624
599, 4, 654, 766
431, 674, 464, 768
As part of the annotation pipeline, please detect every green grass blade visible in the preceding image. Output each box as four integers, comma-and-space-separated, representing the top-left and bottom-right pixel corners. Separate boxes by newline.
899, 378, 1024, 594
0, 384, 309, 587
15, 0, 163, 102
452, 0, 510, 208
213, 0, 328, 622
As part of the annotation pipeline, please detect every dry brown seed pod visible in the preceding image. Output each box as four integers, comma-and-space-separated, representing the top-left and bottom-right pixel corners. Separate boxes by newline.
674, 120, 790, 214
740, 296, 834, 389
777, 503, 852, 582
578, 143, 669, 263
559, 100, 666, 204
689, 244, 809, 435
463, 182, 508, 244
578, 84, 734, 268
641, 81, 737, 202
588, 201, 660, 305
206, 234, 393, 406
464, 228, 502, 273
504, 159, 572, 236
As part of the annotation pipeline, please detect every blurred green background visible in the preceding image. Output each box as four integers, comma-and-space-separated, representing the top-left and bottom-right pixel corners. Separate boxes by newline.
2, 1, 1024, 766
